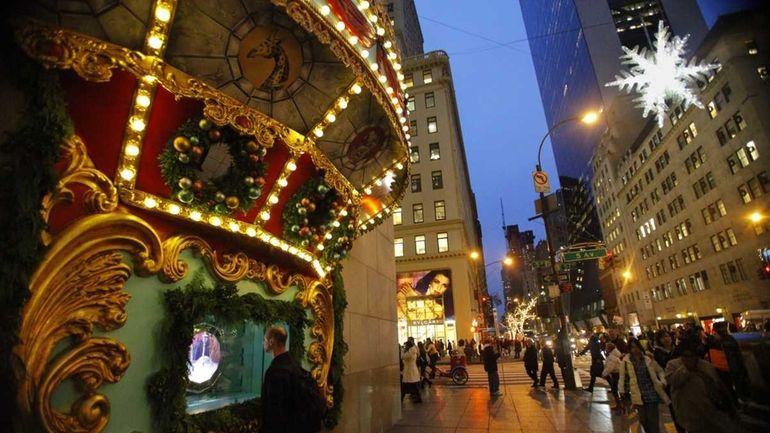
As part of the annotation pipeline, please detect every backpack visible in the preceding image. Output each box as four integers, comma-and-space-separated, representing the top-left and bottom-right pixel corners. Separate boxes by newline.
289, 367, 327, 433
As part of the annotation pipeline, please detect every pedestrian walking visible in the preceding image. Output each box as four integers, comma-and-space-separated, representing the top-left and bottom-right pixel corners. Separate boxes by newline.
539, 340, 559, 388
400, 337, 422, 403
665, 337, 737, 433
607, 327, 629, 354
653, 330, 684, 433
425, 338, 439, 379
523, 339, 539, 387
481, 337, 502, 397
601, 342, 623, 413
416, 341, 431, 388
513, 338, 522, 359
619, 340, 669, 433
579, 332, 604, 392
708, 321, 749, 404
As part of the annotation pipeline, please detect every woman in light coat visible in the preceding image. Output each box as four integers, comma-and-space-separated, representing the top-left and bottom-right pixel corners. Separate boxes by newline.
601, 342, 623, 412
619, 340, 669, 433
400, 337, 422, 402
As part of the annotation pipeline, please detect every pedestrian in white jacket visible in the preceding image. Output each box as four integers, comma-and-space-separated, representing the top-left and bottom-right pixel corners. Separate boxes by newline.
601, 343, 623, 411
619, 341, 669, 433
400, 338, 422, 403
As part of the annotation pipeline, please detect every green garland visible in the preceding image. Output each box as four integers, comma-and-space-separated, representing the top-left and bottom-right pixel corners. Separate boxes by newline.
282, 174, 356, 264
0, 32, 72, 427
324, 267, 348, 429
158, 117, 268, 215
147, 273, 310, 433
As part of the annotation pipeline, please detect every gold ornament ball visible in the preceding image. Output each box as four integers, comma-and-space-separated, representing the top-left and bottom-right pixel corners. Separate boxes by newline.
226, 196, 240, 209
173, 136, 191, 152
246, 140, 259, 153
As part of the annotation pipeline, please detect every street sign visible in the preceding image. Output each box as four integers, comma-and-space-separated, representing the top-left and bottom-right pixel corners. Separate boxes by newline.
533, 259, 550, 269
562, 248, 607, 262
532, 170, 550, 193
556, 262, 573, 272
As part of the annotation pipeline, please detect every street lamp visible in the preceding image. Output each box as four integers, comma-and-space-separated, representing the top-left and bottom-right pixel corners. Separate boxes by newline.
749, 212, 765, 223
532, 109, 601, 390
468, 252, 514, 336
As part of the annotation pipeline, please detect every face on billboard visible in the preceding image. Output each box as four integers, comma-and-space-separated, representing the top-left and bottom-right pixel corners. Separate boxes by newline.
397, 269, 454, 321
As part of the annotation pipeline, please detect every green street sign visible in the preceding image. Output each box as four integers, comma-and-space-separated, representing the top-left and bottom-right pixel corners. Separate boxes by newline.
562, 248, 607, 262
533, 259, 550, 269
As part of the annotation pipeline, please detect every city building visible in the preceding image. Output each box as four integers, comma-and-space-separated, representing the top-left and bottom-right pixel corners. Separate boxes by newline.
501, 225, 537, 309
393, 49, 485, 345
591, 9, 770, 332
383, 0, 424, 57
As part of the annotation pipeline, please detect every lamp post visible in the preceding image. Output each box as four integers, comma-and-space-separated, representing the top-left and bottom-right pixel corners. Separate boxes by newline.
531, 111, 600, 390
470, 252, 514, 338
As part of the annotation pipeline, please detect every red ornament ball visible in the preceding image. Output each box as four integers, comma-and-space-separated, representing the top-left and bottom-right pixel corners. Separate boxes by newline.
208, 129, 221, 141
192, 180, 204, 191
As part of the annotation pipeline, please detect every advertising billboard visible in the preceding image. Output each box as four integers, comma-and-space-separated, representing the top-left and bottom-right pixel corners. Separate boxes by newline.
397, 269, 454, 323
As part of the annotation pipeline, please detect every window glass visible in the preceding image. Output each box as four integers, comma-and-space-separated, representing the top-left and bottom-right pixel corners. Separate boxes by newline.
427, 117, 438, 133
429, 142, 440, 160
410, 120, 418, 136
395, 238, 404, 257
431, 170, 443, 189
422, 69, 433, 84
410, 174, 421, 192
393, 207, 402, 225
409, 146, 420, 164
412, 203, 424, 223
434, 200, 446, 220
425, 92, 435, 108
415, 235, 426, 255
437, 232, 448, 252
404, 73, 413, 88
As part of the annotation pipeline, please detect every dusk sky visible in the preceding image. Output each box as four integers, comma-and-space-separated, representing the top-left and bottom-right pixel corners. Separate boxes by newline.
417, 0, 556, 313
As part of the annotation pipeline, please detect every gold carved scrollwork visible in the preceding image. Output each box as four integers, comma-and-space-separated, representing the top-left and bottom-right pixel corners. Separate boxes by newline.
296, 279, 335, 407
14, 212, 164, 433
41, 135, 118, 245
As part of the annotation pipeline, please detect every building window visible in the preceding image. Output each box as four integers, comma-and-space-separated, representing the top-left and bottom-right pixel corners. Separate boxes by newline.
409, 146, 420, 164
720, 258, 748, 284
701, 199, 727, 225
710, 228, 738, 252
394, 238, 404, 257
759, 66, 769, 81
707, 93, 724, 119
734, 111, 747, 131
689, 270, 710, 292
425, 92, 435, 108
407, 96, 415, 112
409, 120, 418, 136
684, 146, 706, 174
431, 170, 443, 189
410, 174, 421, 192
415, 235, 426, 255
404, 73, 413, 88
422, 69, 433, 84
393, 207, 402, 225
437, 232, 449, 252
429, 142, 440, 160
434, 200, 446, 220
738, 171, 769, 203
412, 203, 424, 223
693, 172, 716, 198
427, 116, 438, 133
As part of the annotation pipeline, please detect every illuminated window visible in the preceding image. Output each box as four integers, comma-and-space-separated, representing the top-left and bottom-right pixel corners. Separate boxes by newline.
404, 73, 413, 88
407, 96, 415, 112
425, 92, 435, 108
393, 207, 402, 225
427, 116, 438, 133
415, 235, 426, 255
410, 120, 417, 136
412, 203, 424, 223
395, 238, 404, 257
423, 69, 433, 84
431, 170, 443, 189
437, 232, 449, 252
410, 174, 421, 192
434, 200, 446, 220
409, 146, 420, 163
429, 142, 440, 160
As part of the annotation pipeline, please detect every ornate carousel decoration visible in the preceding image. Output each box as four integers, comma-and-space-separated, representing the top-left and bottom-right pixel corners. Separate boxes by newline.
7, 0, 410, 432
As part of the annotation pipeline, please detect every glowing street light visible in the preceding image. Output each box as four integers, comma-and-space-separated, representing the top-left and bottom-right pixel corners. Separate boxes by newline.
503, 256, 514, 266
469, 251, 480, 260
749, 212, 765, 223
580, 110, 600, 124
622, 270, 632, 281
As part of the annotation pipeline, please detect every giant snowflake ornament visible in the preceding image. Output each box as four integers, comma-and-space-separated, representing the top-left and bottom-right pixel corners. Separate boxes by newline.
606, 21, 719, 127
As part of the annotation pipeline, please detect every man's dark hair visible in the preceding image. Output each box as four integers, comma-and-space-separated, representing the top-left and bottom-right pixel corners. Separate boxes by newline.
266, 326, 288, 346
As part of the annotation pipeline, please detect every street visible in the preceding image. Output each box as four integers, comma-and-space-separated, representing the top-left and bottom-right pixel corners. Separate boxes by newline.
388, 356, 770, 433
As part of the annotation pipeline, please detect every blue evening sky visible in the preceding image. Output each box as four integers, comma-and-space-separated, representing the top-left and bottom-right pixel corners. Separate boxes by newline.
414, 0, 742, 317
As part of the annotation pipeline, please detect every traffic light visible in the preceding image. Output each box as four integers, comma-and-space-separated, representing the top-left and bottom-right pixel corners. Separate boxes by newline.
760, 264, 770, 279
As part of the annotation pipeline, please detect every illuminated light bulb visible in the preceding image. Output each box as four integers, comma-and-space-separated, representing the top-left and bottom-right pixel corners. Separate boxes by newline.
313, 127, 324, 138
384, 207, 391, 214
370, 63, 379, 71
269, 194, 279, 204
363, 187, 372, 195
246, 227, 257, 237
395, 162, 404, 170
143, 197, 157, 208
167, 204, 181, 214
400, 83, 407, 90
349, 35, 359, 45
130, 117, 146, 132
369, 14, 378, 23
278, 178, 288, 187
287, 161, 298, 171
325, 266, 332, 271
376, 27, 385, 36
325, 233, 333, 240
402, 125, 409, 132
142, 75, 157, 83
136, 94, 151, 108
397, 72, 405, 80
405, 133, 411, 140
361, 49, 370, 58
388, 52, 397, 60
260, 211, 271, 221
340, 209, 348, 216
375, 179, 383, 186
155, 4, 172, 22
335, 21, 346, 31
147, 35, 164, 50
270, 238, 280, 246
351, 84, 362, 94
333, 221, 341, 228
384, 40, 392, 49
190, 211, 202, 221
289, 246, 299, 255
228, 222, 240, 232
360, 1, 370, 9
393, 63, 401, 71
399, 116, 406, 123
320, 5, 331, 15
391, 97, 399, 104
304, 255, 312, 262
120, 168, 135, 181
379, 75, 387, 83
125, 144, 140, 156
280, 243, 289, 251
396, 107, 403, 114
338, 97, 349, 109
386, 86, 394, 94
209, 216, 222, 226
326, 113, 337, 123
316, 244, 325, 251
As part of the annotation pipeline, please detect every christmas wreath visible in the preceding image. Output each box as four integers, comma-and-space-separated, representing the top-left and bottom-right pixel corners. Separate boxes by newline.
282, 175, 356, 263
159, 117, 268, 214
